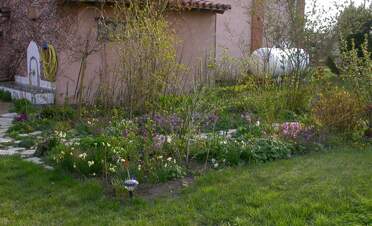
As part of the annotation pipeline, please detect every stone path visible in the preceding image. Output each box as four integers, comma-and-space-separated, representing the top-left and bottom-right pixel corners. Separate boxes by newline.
0, 112, 53, 170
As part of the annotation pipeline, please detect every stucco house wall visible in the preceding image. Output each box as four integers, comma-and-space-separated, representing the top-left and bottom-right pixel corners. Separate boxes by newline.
0, 1, 223, 104
212, 0, 306, 59
212, 0, 253, 58
55, 6, 218, 103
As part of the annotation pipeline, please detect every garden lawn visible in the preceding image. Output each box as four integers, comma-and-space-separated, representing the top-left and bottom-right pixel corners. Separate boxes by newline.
0, 147, 371, 226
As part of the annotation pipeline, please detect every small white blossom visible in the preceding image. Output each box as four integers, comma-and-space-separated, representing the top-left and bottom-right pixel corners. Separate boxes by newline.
109, 166, 116, 173
78, 153, 87, 160
88, 160, 94, 167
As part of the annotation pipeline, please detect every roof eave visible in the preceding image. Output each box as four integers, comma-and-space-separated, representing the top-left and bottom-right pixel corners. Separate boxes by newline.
63, 0, 231, 14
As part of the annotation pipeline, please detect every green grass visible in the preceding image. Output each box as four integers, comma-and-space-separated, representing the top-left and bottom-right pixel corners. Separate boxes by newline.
0, 147, 371, 225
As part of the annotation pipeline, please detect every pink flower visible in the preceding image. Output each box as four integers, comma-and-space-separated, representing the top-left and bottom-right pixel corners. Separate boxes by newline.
280, 122, 302, 139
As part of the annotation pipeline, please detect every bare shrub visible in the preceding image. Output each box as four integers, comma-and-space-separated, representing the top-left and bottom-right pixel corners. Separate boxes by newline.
94, 1, 185, 116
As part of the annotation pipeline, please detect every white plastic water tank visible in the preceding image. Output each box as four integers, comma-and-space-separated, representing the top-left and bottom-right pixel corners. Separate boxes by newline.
249, 48, 310, 76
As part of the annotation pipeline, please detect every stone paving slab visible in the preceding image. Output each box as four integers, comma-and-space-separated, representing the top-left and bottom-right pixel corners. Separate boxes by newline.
7, 147, 25, 152
1, 113, 18, 118
0, 149, 18, 155
28, 131, 42, 136
0, 118, 14, 123
0, 110, 54, 170
20, 149, 36, 157
0, 138, 13, 143
18, 134, 30, 138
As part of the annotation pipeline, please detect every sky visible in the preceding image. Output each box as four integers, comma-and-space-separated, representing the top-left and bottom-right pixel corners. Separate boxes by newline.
305, 0, 371, 27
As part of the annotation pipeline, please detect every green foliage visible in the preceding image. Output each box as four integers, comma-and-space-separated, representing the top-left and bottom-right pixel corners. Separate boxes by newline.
194, 135, 294, 167
8, 122, 34, 134
18, 137, 36, 149
1, 147, 372, 225
156, 95, 191, 114
336, 4, 372, 42
339, 38, 372, 102
35, 137, 60, 157
312, 87, 366, 137
240, 138, 294, 163
74, 121, 93, 136
146, 156, 186, 183
50, 135, 136, 177
48, 131, 186, 183
0, 90, 12, 102
8, 119, 54, 135
12, 99, 36, 114
39, 105, 75, 121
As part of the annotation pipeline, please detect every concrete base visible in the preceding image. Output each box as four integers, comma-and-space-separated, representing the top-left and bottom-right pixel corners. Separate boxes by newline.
0, 82, 54, 104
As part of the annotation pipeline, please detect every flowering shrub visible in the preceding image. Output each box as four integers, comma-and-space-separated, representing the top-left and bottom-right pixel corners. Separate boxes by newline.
280, 122, 303, 139
312, 88, 365, 136
49, 134, 141, 177
49, 121, 185, 183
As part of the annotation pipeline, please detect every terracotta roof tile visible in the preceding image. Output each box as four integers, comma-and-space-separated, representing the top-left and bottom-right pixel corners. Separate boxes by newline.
176, 0, 231, 13
64, 0, 231, 13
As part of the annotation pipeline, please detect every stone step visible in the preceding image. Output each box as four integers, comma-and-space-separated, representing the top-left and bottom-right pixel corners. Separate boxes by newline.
20, 149, 36, 158
0, 113, 17, 118
0, 149, 18, 155
23, 157, 53, 170
0, 82, 55, 105
6, 147, 26, 152
0, 137, 13, 143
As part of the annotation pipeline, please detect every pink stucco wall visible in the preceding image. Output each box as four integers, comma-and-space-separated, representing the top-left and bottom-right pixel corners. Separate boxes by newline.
212, 0, 253, 58
212, 0, 305, 58
54, 7, 217, 104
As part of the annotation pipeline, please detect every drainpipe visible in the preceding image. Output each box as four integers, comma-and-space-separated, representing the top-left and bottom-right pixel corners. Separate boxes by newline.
250, 0, 265, 53
296, 0, 306, 48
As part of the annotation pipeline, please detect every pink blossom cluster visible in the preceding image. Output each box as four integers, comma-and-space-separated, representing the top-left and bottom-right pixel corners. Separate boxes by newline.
280, 122, 302, 139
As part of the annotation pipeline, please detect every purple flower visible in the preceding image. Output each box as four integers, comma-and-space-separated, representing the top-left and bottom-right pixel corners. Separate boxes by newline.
280, 122, 302, 139
153, 134, 167, 149
169, 114, 182, 130
15, 113, 28, 122
153, 114, 168, 128
207, 113, 219, 125
208, 113, 219, 123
